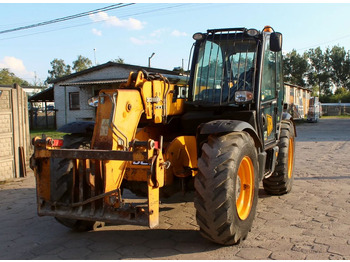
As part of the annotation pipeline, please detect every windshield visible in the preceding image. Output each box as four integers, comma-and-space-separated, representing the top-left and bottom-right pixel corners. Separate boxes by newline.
193, 36, 258, 104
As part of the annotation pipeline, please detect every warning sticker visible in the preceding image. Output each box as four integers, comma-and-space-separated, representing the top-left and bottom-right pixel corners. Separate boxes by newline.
100, 119, 109, 136
267, 114, 273, 136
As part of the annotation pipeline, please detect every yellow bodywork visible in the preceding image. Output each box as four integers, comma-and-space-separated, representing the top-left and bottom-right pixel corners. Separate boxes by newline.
31, 70, 197, 228
92, 89, 144, 195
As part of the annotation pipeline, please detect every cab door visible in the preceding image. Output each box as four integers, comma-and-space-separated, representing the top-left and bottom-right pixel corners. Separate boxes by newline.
260, 34, 281, 145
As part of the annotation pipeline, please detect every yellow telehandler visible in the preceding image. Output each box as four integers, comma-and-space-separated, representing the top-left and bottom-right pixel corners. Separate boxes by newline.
31, 26, 296, 245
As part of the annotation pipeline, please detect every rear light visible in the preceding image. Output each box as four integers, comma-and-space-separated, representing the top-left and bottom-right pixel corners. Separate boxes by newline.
52, 139, 63, 147
235, 91, 253, 103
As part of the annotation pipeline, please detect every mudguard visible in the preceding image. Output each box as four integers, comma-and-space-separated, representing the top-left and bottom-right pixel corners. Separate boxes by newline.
199, 120, 262, 149
57, 121, 95, 134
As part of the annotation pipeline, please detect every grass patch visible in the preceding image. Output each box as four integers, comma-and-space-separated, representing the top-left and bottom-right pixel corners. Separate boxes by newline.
321, 115, 350, 119
30, 129, 67, 139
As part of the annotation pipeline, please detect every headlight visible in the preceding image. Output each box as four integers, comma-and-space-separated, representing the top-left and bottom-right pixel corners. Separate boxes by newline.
235, 91, 253, 103
247, 29, 259, 37
193, 33, 205, 41
88, 96, 99, 107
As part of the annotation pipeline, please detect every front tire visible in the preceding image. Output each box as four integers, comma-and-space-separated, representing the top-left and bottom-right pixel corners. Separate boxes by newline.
194, 132, 259, 245
263, 120, 295, 195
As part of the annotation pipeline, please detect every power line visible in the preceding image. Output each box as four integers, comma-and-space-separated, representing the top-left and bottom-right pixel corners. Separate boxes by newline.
296, 34, 350, 51
0, 3, 134, 35
0, 3, 193, 41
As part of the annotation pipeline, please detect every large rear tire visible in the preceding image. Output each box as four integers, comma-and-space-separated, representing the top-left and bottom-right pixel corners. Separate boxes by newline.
263, 120, 295, 195
51, 134, 102, 231
194, 132, 259, 245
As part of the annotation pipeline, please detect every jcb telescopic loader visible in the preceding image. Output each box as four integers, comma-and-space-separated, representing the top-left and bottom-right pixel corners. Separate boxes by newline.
31, 26, 296, 245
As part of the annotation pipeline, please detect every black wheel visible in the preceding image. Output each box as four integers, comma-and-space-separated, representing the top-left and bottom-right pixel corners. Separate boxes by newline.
51, 133, 103, 231
50, 134, 91, 203
194, 132, 259, 245
263, 120, 295, 195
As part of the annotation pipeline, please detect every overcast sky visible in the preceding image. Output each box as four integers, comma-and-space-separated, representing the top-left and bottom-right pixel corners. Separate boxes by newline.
1, 2, 350, 84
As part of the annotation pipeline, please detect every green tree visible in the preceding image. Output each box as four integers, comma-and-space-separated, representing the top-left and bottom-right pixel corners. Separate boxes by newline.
112, 57, 125, 64
46, 58, 71, 83
306, 47, 332, 98
0, 68, 29, 86
283, 49, 309, 87
72, 55, 93, 72
328, 87, 350, 103
329, 46, 350, 90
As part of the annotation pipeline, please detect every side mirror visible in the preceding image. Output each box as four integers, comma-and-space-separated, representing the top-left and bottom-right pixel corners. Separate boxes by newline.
270, 32, 282, 52
88, 96, 99, 107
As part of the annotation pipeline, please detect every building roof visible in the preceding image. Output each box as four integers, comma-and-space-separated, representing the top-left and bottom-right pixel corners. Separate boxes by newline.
28, 87, 54, 102
284, 82, 312, 91
49, 61, 180, 84
59, 78, 128, 86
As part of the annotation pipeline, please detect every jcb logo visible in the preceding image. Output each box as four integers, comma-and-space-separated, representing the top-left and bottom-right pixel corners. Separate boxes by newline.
177, 86, 188, 99
132, 161, 151, 166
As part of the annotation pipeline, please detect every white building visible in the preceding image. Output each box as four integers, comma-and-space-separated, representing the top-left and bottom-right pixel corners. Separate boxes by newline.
284, 83, 312, 119
50, 62, 181, 128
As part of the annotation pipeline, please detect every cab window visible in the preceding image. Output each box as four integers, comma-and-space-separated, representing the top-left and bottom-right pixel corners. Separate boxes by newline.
261, 36, 276, 102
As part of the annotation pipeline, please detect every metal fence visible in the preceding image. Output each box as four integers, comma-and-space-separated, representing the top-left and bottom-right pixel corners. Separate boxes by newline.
29, 109, 56, 130
321, 103, 350, 116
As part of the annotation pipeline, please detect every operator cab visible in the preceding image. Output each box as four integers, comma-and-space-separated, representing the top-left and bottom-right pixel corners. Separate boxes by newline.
190, 28, 258, 105
186, 26, 283, 146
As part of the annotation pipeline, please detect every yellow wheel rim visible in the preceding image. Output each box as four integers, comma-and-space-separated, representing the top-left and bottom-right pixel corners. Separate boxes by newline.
236, 156, 254, 221
288, 137, 294, 179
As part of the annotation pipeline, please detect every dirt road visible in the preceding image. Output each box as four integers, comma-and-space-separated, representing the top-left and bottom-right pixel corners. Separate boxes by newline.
0, 118, 349, 259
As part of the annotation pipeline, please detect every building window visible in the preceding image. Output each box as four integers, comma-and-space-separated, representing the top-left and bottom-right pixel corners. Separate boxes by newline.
69, 92, 80, 110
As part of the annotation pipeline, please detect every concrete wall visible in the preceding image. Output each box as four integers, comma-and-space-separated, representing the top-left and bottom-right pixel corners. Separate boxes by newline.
0, 85, 30, 181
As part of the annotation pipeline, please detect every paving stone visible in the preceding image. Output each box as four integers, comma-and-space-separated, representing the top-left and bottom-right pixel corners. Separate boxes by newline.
62, 238, 93, 248
270, 250, 306, 260
145, 248, 181, 259
257, 239, 293, 252
85, 251, 122, 259
143, 238, 176, 249
235, 247, 272, 259
314, 236, 346, 246
174, 241, 210, 253
328, 244, 350, 256
329, 253, 346, 260
117, 245, 151, 258
57, 247, 92, 259
305, 253, 331, 260
1, 119, 350, 259
30, 245, 66, 257
87, 240, 123, 252
32, 254, 63, 259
